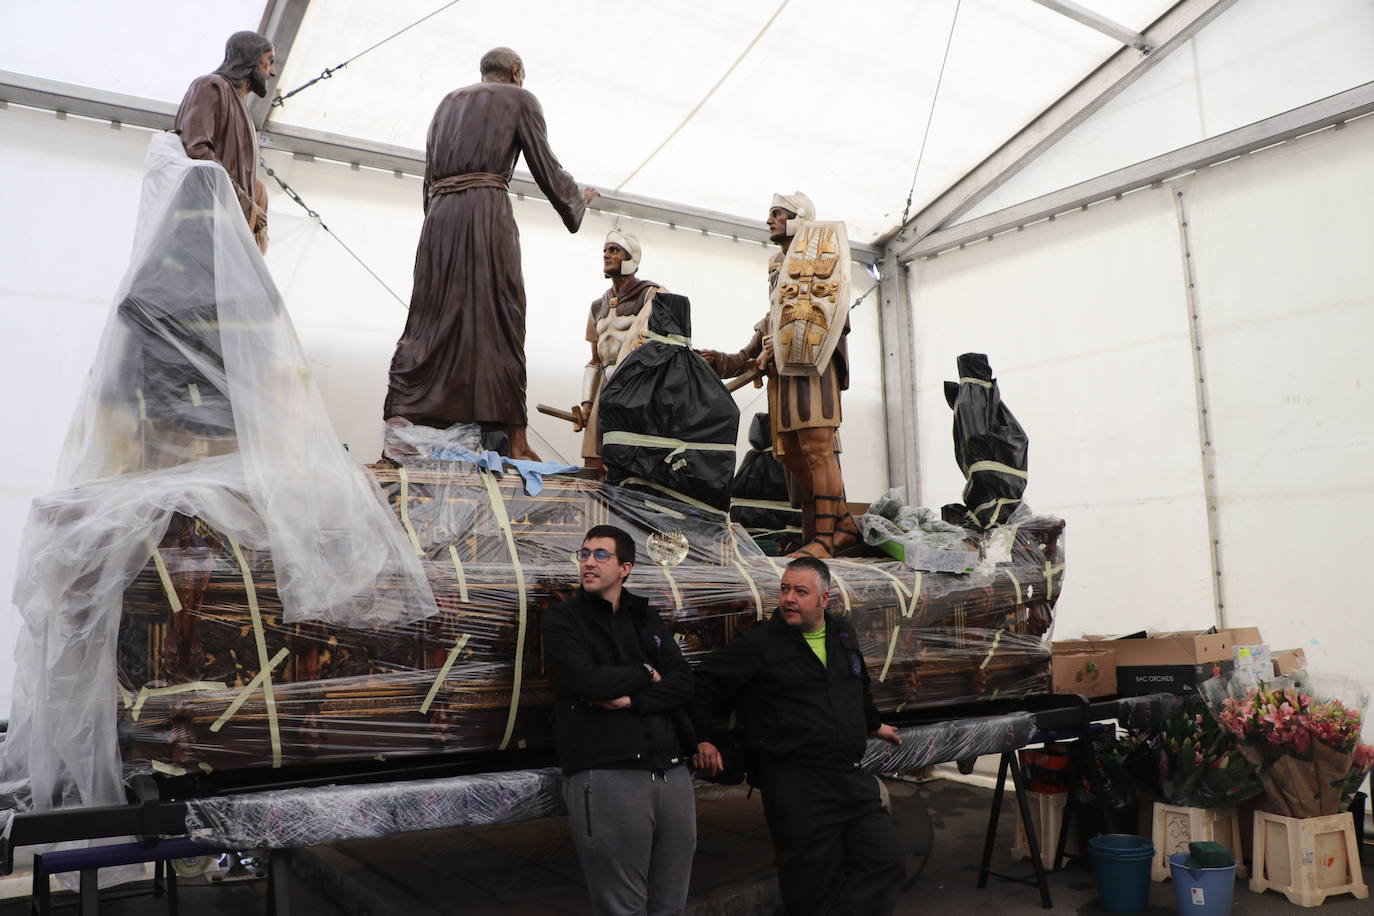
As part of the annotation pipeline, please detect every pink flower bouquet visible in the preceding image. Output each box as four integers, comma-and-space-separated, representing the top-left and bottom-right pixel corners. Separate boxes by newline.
1213, 681, 1373, 818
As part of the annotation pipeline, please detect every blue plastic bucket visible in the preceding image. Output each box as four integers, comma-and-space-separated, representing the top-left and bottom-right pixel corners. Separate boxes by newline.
1087, 834, 1155, 914
1168, 852, 1236, 914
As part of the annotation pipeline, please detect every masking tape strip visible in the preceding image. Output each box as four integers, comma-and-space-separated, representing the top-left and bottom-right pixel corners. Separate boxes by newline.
906, 571, 922, 619
448, 544, 469, 602
482, 471, 527, 751
834, 558, 909, 604
210, 646, 289, 733
645, 330, 692, 348
187, 383, 202, 407
729, 497, 803, 514
659, 563, 683, 612
228, 539, 282, 766
829, 565, 852, 616
151, 761, 188, 777
601, 432, 735, 454
1006, 569, 1022, 605
734, 560, 764, 620
131, 681, 228, 722
878, 625, 901, 683
980, 629, 1006, 670
958, 376, 993, 388
135, 388, 148, 422
967, 460, 1028, 479
1044, 562, 1064, 602
144, 538, 182, 613
397, 467, 424, 556
118, 684, 133, 709
420, 633, 472, 715
620, 477, 725, 516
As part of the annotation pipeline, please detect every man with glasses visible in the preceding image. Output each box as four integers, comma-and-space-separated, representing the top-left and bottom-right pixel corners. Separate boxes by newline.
541, 525, 697, 915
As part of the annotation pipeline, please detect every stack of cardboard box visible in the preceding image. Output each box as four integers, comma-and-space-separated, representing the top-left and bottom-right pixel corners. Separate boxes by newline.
1051, 627, 1308, 698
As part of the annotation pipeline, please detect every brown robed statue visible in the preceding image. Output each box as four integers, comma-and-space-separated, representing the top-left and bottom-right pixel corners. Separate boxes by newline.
173, 31, 276, 253
699, 192, 861, 559
384, 47, 598, 461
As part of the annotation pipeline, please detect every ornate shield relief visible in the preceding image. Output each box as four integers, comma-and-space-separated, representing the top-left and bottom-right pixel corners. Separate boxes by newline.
769, 220, 850, 377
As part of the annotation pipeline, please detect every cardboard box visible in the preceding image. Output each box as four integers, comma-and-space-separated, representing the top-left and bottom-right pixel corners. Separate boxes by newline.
1272, 648, 1308, 677
1071, 627, 1261, 696
1051, 646, 1117, 698
876, 536, 979, 574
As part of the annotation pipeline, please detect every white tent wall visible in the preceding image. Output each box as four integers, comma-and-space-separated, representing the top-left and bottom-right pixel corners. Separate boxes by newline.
966, 0, 1374, 221
906, 109, 1374, 693
0, 105, 887, 715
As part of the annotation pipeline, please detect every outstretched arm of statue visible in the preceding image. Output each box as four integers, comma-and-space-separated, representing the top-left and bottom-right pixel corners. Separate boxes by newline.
697, 326, 763, 379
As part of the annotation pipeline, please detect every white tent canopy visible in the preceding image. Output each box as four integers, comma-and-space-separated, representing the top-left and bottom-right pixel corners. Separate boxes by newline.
2, 0, 1373, 713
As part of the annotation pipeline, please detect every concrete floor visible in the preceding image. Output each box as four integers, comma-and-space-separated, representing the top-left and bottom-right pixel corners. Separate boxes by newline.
6, 777, 1371, 915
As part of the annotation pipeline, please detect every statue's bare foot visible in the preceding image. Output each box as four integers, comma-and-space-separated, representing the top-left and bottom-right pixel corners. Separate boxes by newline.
505, 425, 541, 462
787, 540, 835, 560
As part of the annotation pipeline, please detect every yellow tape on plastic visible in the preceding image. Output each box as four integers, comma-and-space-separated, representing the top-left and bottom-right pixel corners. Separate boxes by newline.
448, 544, 469, 602
733, 526, 781, 577
619, 477, 721, 517
481, 471, 527, 750
959, 376, 993, 388
397, 467, 424, 556
420, 633, 472, 714
144, 538, 182, 613
1044, 562, 1065, 602
645, 330, 692, 348
905, 571, 922, 619
659, 563, 683, 612
980, 628, 1006, 670
734, 559, 765, 620
878, 625, 901, 683
131, 681, 228, 722
829, 565, 853, 616
1006, 569, 1022, 605
834, 558, 909, 607
227, 539, 283, 767
210, 646, 289, 733
187, 383, 203, 407
135, 388, 148, 422
118, 684, 133, 710
729, 497, 801, 513
151, 760, 188, 777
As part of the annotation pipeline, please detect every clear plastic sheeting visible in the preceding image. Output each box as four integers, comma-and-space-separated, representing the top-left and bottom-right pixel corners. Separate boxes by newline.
116, 464, 1063, 775
859, 488, 968, 551
57, 133, 435, 627
183, 768, 565, 849
382, 417, 482, 463
861, 712, 1036, 774
0, 135, 434, 837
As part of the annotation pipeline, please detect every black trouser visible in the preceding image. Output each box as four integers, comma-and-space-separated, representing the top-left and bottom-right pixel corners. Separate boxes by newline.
757, 764, 904, 916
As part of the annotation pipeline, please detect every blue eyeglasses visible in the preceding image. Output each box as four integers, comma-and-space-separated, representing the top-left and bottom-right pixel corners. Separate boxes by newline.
577, 548, 617, 562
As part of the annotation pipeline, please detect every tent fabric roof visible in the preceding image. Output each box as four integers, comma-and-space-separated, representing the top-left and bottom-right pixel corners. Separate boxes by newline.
4, 0, 1177, 243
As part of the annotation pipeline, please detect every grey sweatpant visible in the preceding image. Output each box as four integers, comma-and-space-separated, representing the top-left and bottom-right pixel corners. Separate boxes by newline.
564, 766, 697, 916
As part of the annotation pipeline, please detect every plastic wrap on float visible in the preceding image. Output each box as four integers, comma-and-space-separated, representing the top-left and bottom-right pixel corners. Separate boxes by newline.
862, 712, 1037, 773
183, 768, 564, 848
599, 293, 740, 512
113, 463, 1063, 777
0, 134, 435, 853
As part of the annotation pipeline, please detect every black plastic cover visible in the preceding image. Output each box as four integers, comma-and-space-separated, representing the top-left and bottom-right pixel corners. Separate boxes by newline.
600, 293, 740, 511
942, 352, 1028, 529
730, 413, 801, 548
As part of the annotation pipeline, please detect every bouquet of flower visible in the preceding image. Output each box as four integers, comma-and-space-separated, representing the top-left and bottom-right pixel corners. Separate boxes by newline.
1210, 678, 1374, 818
1147, 696, 1263, 808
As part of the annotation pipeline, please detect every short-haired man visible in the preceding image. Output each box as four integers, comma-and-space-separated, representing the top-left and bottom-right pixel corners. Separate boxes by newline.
693, 557, 905, 915
542, 525, 697, 915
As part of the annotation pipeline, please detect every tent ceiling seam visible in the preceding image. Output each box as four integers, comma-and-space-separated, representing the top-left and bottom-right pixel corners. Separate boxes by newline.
613, 0, 792, 192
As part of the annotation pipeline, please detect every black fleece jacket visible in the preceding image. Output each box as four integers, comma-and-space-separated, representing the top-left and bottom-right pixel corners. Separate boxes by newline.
692, 611, 880, 771
541, 586, 696, 774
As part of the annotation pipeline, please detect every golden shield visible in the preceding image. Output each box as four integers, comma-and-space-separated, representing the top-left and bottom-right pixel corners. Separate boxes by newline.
769, 220, 851, 376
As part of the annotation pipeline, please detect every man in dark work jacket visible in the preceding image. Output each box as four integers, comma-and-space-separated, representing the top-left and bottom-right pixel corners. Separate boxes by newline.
542, 525, 696, 915
692, 556, 905, 916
